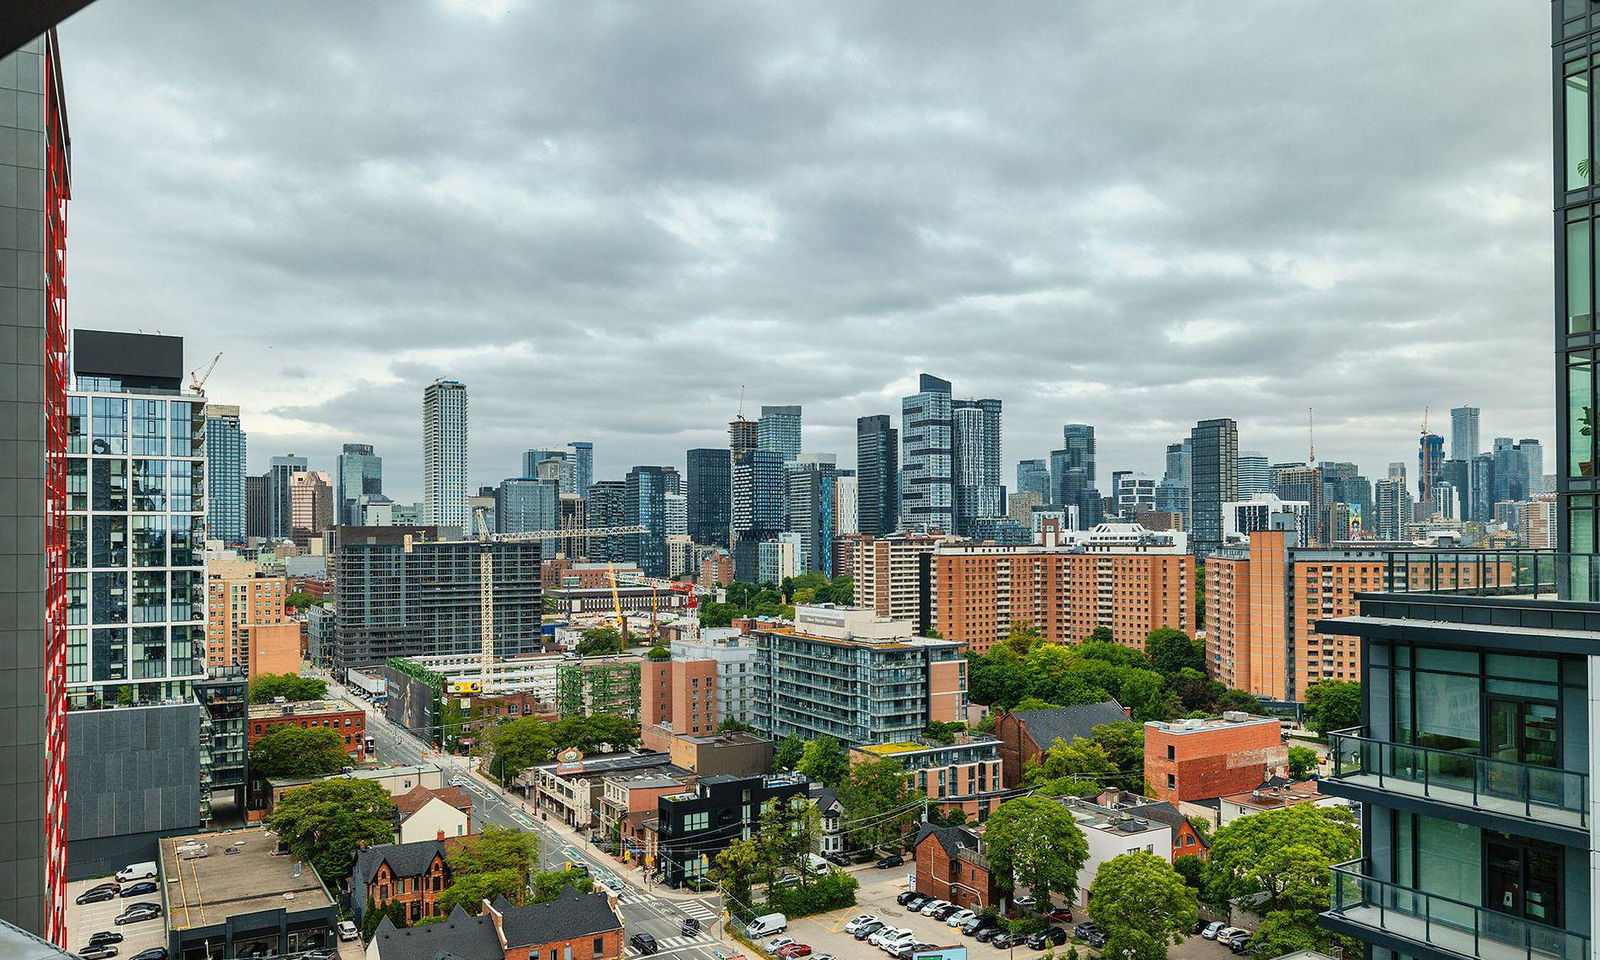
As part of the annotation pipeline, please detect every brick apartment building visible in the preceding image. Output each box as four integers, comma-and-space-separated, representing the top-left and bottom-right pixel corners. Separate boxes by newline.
1143, 713, 1287, 803
993, 701, 1130, 786
1206, 524, 1510, 701
931, 523, 1193, 654
642, 658, 718, 749
206, 573, 297, 672
247, 698, 368, 761
849, 533, 942, 625
697, 549, 734, 587
541, 559, 645, 591
851, 737, 1006, 822
912, 823, 1001, 910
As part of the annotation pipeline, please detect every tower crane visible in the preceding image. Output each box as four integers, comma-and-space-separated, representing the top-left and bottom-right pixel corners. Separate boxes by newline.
471, 505, 647, 693
188, 351, 223, 394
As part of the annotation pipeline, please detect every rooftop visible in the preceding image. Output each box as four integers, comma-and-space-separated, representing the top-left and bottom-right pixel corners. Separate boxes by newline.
674, 731, 770, 747
1221, 778, 1326, 811
1061, 797, 1170, 836
1147, 712, 1278, 734
161, 828, 334, 930
853, 736, 1001, 757
267, 762, 440, 789
247, 696, 363, 720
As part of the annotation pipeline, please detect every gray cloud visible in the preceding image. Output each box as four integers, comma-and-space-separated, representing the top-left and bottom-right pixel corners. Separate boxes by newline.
61, 0, 1552, 499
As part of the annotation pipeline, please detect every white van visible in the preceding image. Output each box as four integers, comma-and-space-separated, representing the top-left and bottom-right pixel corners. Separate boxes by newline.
115, 861, 157, 883
746, 914, 787, 938
804, 854, 829, 875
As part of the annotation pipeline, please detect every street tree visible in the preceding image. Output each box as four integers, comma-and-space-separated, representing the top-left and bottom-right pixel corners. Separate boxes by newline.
1087, 852, 1197, 959
1207, 805, 1358, 910
438, 870, 523, 914
249, 726, 350, 779
248, 673, 328, 703
1287, 746, 1319, 779
447, 827, 540, 886
796, 736, 850, 787
982, 796, 1090, 905
840, 757, 916, 851
1303, 681, 1361, 734
773, 735, 806, 771
269, 779, 395, 886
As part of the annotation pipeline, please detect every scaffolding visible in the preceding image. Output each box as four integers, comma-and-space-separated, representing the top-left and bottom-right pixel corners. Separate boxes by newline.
555, 661, 641, 718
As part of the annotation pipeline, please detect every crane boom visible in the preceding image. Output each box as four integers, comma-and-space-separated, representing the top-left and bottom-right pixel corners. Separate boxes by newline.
188, 351, 223, 394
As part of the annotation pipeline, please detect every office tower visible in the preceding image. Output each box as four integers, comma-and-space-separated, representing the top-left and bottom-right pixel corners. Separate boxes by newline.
686, 448, 732, 546
1317, 460, 1370, 518
1188, 419, 1238, 557
1236, 450, 1270, 499
1450, 405, 1480, 461
1016, 459, 1052, 503
731, 414, 784, 581
1272, 464, 1325, 544
1417, 432, 1445, 507
203, 404, 246, 544
557, 494, 587, 560
952, 398, 1003, 535
0, 31, 68, 941
287, 470, 334, 547
757, 405, 802, 462
1440, 459, 1470, 523
330, 526, 541, 668
1372, 475, 1412, 541
1387, 461, 1407, 481
901, 374, 955, 533
1116, 474, 1158, 516
785, 455, 843, 575
336, 443, 383, 526
66, 330, 210, 707
664, 490, 688, 538
496, 477, 559, 534
567, 441, 594, 497
422, 378, 468, 529
1520, 438, 1545, 494
244, 474, 268, 539
265, 454, 306, 540
1491, 437, 1530, 504
624, 465, 680, 577
1050, 424, 1095, 507
522, 448, 575, 495
857, 415, 900, 536
584, 480, 627, 561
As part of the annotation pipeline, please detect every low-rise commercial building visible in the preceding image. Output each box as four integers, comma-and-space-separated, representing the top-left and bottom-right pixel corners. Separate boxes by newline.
652, 773, 809, 889
1218, 777, 1341, 826
851, 736, 1005, 822
667, 731, 774, 777
599, 771, 694, 862
1144, 713, 1287, 804
246, 698, 368, 761
522, 752, 679, 832
160, 827, 337, 959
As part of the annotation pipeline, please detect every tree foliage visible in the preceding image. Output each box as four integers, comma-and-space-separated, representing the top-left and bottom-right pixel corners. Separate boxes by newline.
250, 726, 351, 780
1087, 852, 1197, 959
983, 797, 1090, 905
839, 757, 917, 851
796, 736, 850, 787
269, 779, 395, 887
773, 735, 806, 772
576, 627, 625, 657
1145, 629, 1206, 675
437, 870, 523, 914
361, 899, 409, 941
479, 714, 640, 778
922, 721, 966, 745
1206, 805, 1358, 911
286, 590, 325, 609
447, 826, 539, 886
713, 796, 852, 921
1287, 746, 1319, 780
531, 866, 594, 903
248, 673, 328, 703
1303, 681, 1361, 734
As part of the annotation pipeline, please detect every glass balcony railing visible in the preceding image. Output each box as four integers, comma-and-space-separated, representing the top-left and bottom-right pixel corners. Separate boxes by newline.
1376, 550, 1600, 603
1328, 860, 1587, 960
1327, 728, 1587, 828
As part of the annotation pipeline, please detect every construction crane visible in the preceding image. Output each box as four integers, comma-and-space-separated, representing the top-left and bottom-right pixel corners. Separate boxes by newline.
188, 351, 223, 394
607, 563, 628, 642
471, 505, 648, 692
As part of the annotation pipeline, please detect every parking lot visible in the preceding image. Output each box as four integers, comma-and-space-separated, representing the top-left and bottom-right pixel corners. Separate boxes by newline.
65, 876, 168, 959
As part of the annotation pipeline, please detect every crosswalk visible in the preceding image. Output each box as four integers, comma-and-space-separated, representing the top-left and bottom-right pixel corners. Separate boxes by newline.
626, 936, 706, 958
680, 902, 719, 923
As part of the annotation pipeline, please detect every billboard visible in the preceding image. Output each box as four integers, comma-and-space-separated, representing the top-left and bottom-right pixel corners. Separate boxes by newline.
913, 948, 967, 960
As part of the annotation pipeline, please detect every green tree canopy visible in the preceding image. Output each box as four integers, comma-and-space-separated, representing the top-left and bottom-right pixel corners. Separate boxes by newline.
1287, 745, 1319, 779
1217, 688, 1261, 714
1304, 681, 1361, 734
796, 736, 850, 788
1249, 909, 1361, 959
773, 735, 806, 771
1146, 628, 1206, 675
576, 627, 625, 657
983, 796, 1090, 905
285, 590, 325, 609
717, 717, 757, 734
447, 826, 539, 886
249, 726, 350, 780
1207, 805, 1359, 911
840, 757, 917, 851
479, 715, 640, 778
1028, 737, 1116, 796
1088, 852, 1197, 959
269, 779, 395, 886
248, 673, 328, 704
922, 720, 965, 745
531, 866, 593, 903
437, 870, 523, 914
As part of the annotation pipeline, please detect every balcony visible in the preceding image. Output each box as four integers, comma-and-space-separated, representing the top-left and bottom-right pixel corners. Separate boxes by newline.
1375, 550, 1599, 602
1326, 860, 1587, 960
1326, 728, 1587, 832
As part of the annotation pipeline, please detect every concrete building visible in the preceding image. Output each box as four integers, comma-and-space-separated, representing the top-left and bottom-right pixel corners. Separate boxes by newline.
1060, 796, 1172, 906
850, 533, 941, 624
497, 477, 560, 535
205, 403, 247, 544
697, 549, 734, 587
599, 770, 694, 859
834, 474, 859, 536
667, 731, 774, 777
750, 605, 967, 746
930, 524, 1194, 654
1144, 713, 1287, 803
1223, 493, 1312, 546
624, 465, 681, 578
953, 398, 1004, 537
160, 827, 337, 959
785, 455, 846, 574
758, 536, 798, 585
422, 378, 468, 531
901, 373, 956, 533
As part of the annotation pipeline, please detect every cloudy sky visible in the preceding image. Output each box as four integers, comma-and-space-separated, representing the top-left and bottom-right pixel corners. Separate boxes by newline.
60, 1, 1552, 501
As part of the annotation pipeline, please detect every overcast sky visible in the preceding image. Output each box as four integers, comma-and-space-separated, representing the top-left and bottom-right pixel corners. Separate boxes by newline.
60, 1, 1553, 501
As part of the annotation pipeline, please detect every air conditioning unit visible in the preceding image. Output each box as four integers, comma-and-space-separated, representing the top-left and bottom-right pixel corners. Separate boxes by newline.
1221, 711, 1249, 723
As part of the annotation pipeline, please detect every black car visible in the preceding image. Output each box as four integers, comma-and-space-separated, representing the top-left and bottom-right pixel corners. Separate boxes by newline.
990, 932, 1026, 949
1072, 923, 1099, 939
128, 949, 169, 960
629, 934, 659, 956
119, 881, 159, 899
825, 852, 851, 867
79, 947, 118, 960
1229, 937, 1255, 956
77, 887, 117, 905
877, 854, 904, 869
854, 921, 886, 941
930, 904, 959, 921
87, 933, 124, 948
1027, 928, 1068, 950
963, 917, 997, 936
681, 918, 700, 937
113, 904, 160, 925
972, 926, 1004, 944
896, 892, 920, 906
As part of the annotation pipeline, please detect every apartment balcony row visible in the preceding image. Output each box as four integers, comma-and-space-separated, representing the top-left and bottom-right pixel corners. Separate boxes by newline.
1324, 860, 1586, 960
1324, 728, 1587, 836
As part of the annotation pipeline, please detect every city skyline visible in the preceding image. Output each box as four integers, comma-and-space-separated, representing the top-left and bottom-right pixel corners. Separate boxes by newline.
58, 1, 1551, 497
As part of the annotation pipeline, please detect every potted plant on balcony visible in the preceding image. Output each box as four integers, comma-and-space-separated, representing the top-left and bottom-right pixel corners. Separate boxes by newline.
1582, 406, 1596, 476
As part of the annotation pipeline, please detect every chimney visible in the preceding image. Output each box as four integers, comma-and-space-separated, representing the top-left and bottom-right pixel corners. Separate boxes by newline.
438, 829, 446, 842
484, 898, 508, 948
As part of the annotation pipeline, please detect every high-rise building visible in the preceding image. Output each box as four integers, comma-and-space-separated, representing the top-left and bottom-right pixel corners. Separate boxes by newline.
567, 441, 594, 498
758, 536, 799, 585
1154, 440, 1192, 526
1372, 475, 1412, 541
1116, 474, 1158, 517
1417, 432, 1445, 508
1016, 459, 1052, 503
244, 474, 268, 539
66, 330, 210, 709
1491, 436, 1536, 504
1467, 452, 1497, 523
685, 448, 731, 546
901, 374, 955, 533
952, 398, 1003, 536
1051, 423, 1095, 508
1188, 419, 1238, 557
856, 415, 899, 536
336, 443, 383, 527
1272, 464, 1325, 544
287, 470, 334, 547
1236, 450, 1270, 499
584, 480, 627, 562
330, 526, 541, 668
1521, 437, 1545, 494
422, 378, 468, 530
497, 477, 560, 534
204, 574, 292, 672
0, 30, 69, 940
757, 405, 802, 462
785, 456, 845, 575
834, 475, 859, 536
731, 413, 785, 582
1449, 405, 1480, 461
850, 533, 943, 626
624, 465, 680, 577
522, 448, 574, 495
265, 454, 306, 540
204, 404, 246, 544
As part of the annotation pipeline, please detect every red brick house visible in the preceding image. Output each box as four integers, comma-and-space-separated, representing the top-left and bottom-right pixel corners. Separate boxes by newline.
352, 838, 451, 924
913, 823, 1001, 910
993, 701, 1129, 786
370, 889, 624, 960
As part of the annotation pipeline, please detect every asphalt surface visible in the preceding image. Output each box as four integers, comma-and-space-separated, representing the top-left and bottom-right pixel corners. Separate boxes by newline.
65, 877, 168, 959
325, 675, 726, 960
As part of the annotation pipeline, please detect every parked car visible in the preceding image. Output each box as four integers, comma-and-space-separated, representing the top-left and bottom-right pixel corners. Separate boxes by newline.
776, 945, 812, 959
448, 776, 469, 787
845, 916, 880, 935
300, 951, 333, 960
79, 946, 118, 960
773, 872, 800, 888
1217, 928, 1248, 945
1027, 928, 1068, 950
337, 921, 360, 942
825, 852, 851, 866
963, 916, 998, 937
115, 862, 157, 883
891, 942, 932, 959
113, 904, 160, 925
930, 904, 960, 921
1046, 908, 1074, 923
879, 932, 916, 954
919, 899, 951, 916
1012, 895, 1038, 910
765, 938, 796, 953
746, 915, 787, 939
76, 887, 117, 905
87, 933, 124, 948
119, 882, 159, 899
854, 921, 886, 942
945, 909, 977, 928
896, 892, 920, 906
971, 926, 1004, 943
870, 928, 907, 949
1229, 935, 1256, 955
876, 854, 904, 869
1193, 919, 1210, 935
1201, 922, 1225, 940
990, 932, 1026, 949
903, 894, 929, 911
127, 949, 168, 960
629, 934, 659, 956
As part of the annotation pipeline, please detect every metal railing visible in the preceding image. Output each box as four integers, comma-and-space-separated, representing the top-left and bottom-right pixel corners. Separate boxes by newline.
1329, 860, 1588, 960
1378, 550, 1600, 603
1326, 728, 1588, 826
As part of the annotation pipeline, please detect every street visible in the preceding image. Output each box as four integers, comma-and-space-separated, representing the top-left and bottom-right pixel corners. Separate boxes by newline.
324, 675, 726, 960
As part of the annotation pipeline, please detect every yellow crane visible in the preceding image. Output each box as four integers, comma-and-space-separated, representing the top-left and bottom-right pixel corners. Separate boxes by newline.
472, 506, 647, 691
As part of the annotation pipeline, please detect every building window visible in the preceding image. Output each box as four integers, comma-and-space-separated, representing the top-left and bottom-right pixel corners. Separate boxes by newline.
593, 938, 605, 957
1167, 774, 1176, 789
1166, 744, 1175, 760
1568, 58, 1592, 192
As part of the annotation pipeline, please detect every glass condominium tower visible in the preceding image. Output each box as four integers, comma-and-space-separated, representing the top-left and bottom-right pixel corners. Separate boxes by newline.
203, 404, 245, 544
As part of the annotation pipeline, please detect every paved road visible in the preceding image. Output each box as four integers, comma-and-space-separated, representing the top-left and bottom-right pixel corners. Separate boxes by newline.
325, 675, 726, 960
